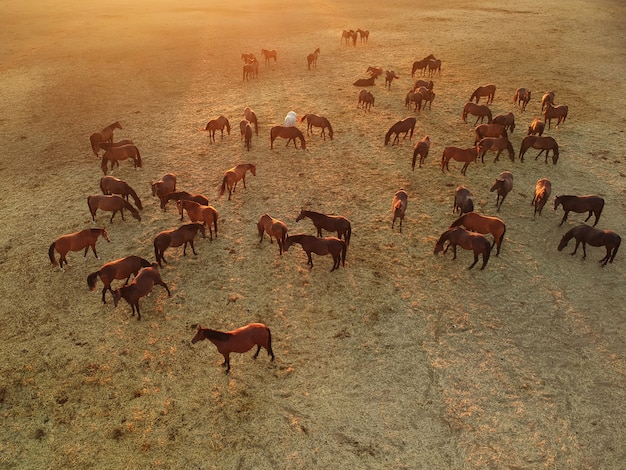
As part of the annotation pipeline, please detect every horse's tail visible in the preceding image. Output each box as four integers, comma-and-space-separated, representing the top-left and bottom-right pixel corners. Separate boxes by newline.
48, 242, 58, 266
265, 327, 275, 360
87, 271, 100, 291
220, 175, 227, 196
299, 114, 308, 123
154, 238, 161, 265
449, 214, 465, 228
345, 226, 352, 246
341, 241, 347, 267
483, 241, 492, 268
135, 147, 142, 167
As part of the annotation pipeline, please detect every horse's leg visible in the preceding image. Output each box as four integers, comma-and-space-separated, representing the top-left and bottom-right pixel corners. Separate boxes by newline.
468, 253, 479, 270
190, 240, 198, 256
494, 150, 502, 163
584, 211, 593, 223
253, 345, 262, 359
306, 251, 314, 267
560, 210, 568, 225
581, 242, 587, 259
101, 285, 109, 304
451, 244, 457, 260
570, 240, 580, 256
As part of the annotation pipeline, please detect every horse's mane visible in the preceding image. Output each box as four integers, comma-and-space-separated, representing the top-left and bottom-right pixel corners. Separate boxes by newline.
200, 328, 233, 341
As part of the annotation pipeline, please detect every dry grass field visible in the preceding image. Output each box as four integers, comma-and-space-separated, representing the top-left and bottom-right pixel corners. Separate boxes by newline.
1, 0, 625, 468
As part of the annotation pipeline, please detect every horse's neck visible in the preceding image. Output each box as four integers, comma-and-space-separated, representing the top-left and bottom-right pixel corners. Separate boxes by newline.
203, 329, 231, 341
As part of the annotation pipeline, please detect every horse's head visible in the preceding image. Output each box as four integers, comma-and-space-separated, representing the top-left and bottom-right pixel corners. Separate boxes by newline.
100, 228, 111, 242
557, 234, 569, 252
490, 179, 503, 192
295, 209, 306, 222
283, 236, 293, 252
198, 224, 207, 239
191, 327, 205, 344
130, 208, 141, 221
554, 196, 562, 210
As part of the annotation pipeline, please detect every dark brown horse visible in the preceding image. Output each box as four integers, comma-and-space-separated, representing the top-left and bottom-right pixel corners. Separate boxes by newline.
470, 84, 496, 104
244, 107, 259, 135
411, 54, 435, 77
151, 173, 177, 199
405, 89, 423, 112
283, 234, 347, 271
299, 114, 333, 140
341, 30, 354, 44
243, 59, 258, 80
492, 112, 516, 132
554, 195, 604, 227
385, 70, 400, 89
541, 91, 555, 112
49, 227, 110, 269
296, 209, 352, 245
356, 28, 369, 43
100, 175, 143, 210
434, 227, 492, 270
449, 212, 506, 256
441, 146, 478, 176
89, 121, 122, 158
385, 117, 416, 146
358, 89, 375, 111
519, 135, 559, 164
452, 186, 474, 215
159, 191, 209, 211
477, 136, 515, 163
87, 255, 152, 303
558, 224, 620, 266
260, 48, 277, 65
427, 58, 441, 77
154, 223, 206, 267
177, 200, 218, 239
416, 86, 435, 110
412, 135, 431, 170
258, 213, 289, 255
270, 126, 306, 149
413, 79, 433, 91
112, 264, 171, 320
392, 189, 408, 232
367, 66, 383, 77
543, 103, 568, 129
462, 102, 492, 125
527, 118, 545, 136
307, 48, 320, 70
191, 323, 274, 374
474, 123, 507, 146
242, 121, 253, 150
532, 178, 552, 217
490, 171, 514, 211
513, 87, 531, 110
101, 144, 142, 174
220, 163, 256, 200
353, 75, 377, 87
87, 195, 141, 223
205, 116, 231, 142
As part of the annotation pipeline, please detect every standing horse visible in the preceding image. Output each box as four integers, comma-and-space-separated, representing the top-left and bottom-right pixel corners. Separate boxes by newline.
270, 126, 306, 149
358, 89, 375, 111
462, 102, 492, 125
405, 90, 423, 112
527, 118, 545, 136
441, 146, 478, 176
341, 30, 354, 44
88, 195, 141, 223
411, 54, 435, 77
384, 117, 416, 146
205, 116, 231, 142
89, 121, 122, 158
177, 200, 218, 239
243, 59, 258, 80
492, 113, 516, 132
159, 191, 209, 211
434, 227, 492, 270
112, 264, 171, 320
449, 212, 506, 256
474, 123, 508, 145
283, 234, 347, 271
151, 173, 177, 199
258, 213, 288, 255
413, 79, 433, 91
244, 107, 259, 135
392, 189, 408, 232
532, 178, 552, 217
558, 224, 620, 266
490, 171, 514, 211
101, 144, 142, 174
154, 223, 206, 267
417, 86, 435, 110
220, 163, 256, 200
541, 91, 555, 111
100, 175, 143, 210
191, 323, 274, 374
470, 84, 496, 104
49, 228, 110, 269
243, 121, 253, 150
356, 28, 369, 43
554, 195, 604, 227
513, 87, 531, 110
452, 186, 474, 215
307, 48, 320, 70
477, 136, 515, 163
519, 135, 559, 164
260, 48, 277, 65
385, 70, 400, 89
543, 103, 568, 129
299, 114, 333, 140
427, 59, 441, 77
412, 135, 431, 169
296, 209, 352, 245
87, 255, 152, 303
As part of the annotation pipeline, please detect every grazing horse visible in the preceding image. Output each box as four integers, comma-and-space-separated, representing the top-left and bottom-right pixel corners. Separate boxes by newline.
558, 224, 620, 266
299, 114, 334, 140
100, 176, 143, 210
441, 146, 478, 176
385, 70, 400, 89
434, 227, 492, 270
519, 136, 559, 164
474, 123, 508, 146
366, 66, 383, 77
89, 121, 122, 158
88, 195, 141, 223
101, 144, 142, 174
159, 191, 209, 211
541, 91, 555, 111
112, 264, 171, 320
462, 102, 492, 125
177, 200, 218, 239
358, 89, 374, 111
283, 234, 347, 271
260, 48, 277, 65
405, 90, 423, 112
392, 189, 408, 232
270, 126, 306, 149
527, 118, 545, 136
87, 255, 152, 303
243, 59, 258, 80
417, 86, 435, 110
220, 163, 256, 200
385, 117, 416, 146
296, 209, 352, 245
307, 48, 320, 70
490, 171, 514, 211
243, 107, 259, 135
452, 186, 474, 215
356, 28, 369, 43
154, 223, 206, 267
205, 115, 231, 142
427, 58, 441, 77
543, 103, 568, 129
413, 79, 433, 91
191, 323, 274, 374
450, 212, 506, 256
353, 75, 377, 87
411, 54, 435, 77
477, 136, 515, 163
470, 84, 496, 104
151, 173, 177, 199
49, 227, 110, 269
554, 195, 604, 227
532, 178, 552, 217
412, 135, 431, 170
513, 87, 531, 110
258, 213, 288, 255
492, 113, 516, 133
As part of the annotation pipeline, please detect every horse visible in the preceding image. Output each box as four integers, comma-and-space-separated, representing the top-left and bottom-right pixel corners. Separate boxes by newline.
411, 54, 435, 77
112, 264, 171, 320
412, 135, 431, 170
554, 195, 604, 227
474, 123, 508, 146
427, 58, 441, 77
405, 90, 422, 112
358, 89, 375, 111
151, 173, 177, 199
270, 126, 306, 149
283, 234, 347, 271
241, 52, 256, 63
353, 75, 377, 87
87, 194, 141, 223
413, 79, 433, 91
283, 111, 297, 127
392, 189, 408, 232
385, 117, 416, 146
532, 178, 552, 217
541, 91, 555, 111
49, 227, 110, 269
89, 121, 122, 158
449, 212, 506, 256
307, 48, 320, 70
462, 102, 492, 125
220, 163, 256, 200
154, 223, 206, 267
441, 146, 478, 176
243, 107, 259, 135
205, 115, 231, 142
87, 255, 152, 303
100, 175, 143, 210
299, 114, 334, 140
544, 103, 568, 129
519, 136, 559, 164
434, 227, 492, 270
490, 171, 514, 211
260, 48, 276, 65
101, 144, 142, 174
492, 113, 516, 132
452, 186, 474, 215
527, 118, 545, 136
558, 224, 620, 266
243, 59, 258, 80
257, 213, 288, 255
159, 191, 209, 211
366, 66, 383, 77
470, 84, 496, 104
416, 86, 435, 110
177, 200, 218, 239
191, 323, 274, 374
242, 121, 253, 150
477, 136, 515, 163
385, 70, 399, 89
513, 87, 531, 110
356, 28, 369, 43
296, 209, 352, 245
341, 30, 354, 45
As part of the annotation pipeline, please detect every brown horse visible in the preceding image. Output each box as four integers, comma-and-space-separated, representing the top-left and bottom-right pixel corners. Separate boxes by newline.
541, 91, 555, 111
411, 54, 435, 77
554, 195, 604, 227
242, 121, 253, 150
462, 102, 492, 125
270, 126, 306, 149
243, 59, 258, 80
89, 121, 122, 158
88, 195, 141, 223
154, 223, 206, 267
112, 264, 171, 320
412, 135, 431, 170
441, 146, 478, 176
49, 228, 110, 269
543, 103, 568, 129
558, 224, 620, 266
296, 209, 352, 245
385, 117, 416, 146
307, 48, 320, 70
490, 171, 514, 211
513, 87, 531, 110
416, 86, 435, 110
241, 52, 256, 63
341, 30, 354, 44
532, 178, 552, 217
519, 135, 559, 164
527, 118, 545, 136
449, 212, 506, 256
243, 107, 259, 135
205, 115, 231, 142
492, 112, 516, 132
452, 186, 474, 215
151, 173, 177, 199
258, 213, 288, 255
413, 79, 433, 91
177, 200, 218, 239
283, 234, 347, 271
191, 323, 274, 374
470, 84, 496, 104
299, 114, 333, 140
474, 123, 508, 146
356, 28, 369, 43
260, 48, 277, 65
434, 227, 492, 270
353, 75, 377, 87
358, 89, 375, 111
220, 163, 256, 200
392, 189, 408, 232
101, 144, 142, 174
427, 58, 441, 77
405, 89, 423, 112
159, 191, 209, 211
87, 255, 152, 303
100, 175, 143, 210
477, 136, 515, 163
367, 66, 383, 77
385, 70, 400, 89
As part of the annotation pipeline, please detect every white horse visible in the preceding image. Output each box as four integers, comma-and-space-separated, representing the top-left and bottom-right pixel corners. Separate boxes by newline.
284, 111, 297, 127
